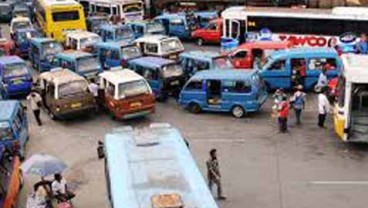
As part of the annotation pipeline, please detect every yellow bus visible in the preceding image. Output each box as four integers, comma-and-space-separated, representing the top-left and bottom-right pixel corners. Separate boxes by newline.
334, 54, 368, 142
35, 0, 86, 42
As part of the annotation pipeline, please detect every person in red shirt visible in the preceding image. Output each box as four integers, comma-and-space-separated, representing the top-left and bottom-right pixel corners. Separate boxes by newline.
278, 96, 289, 133
299, 59, 306, 87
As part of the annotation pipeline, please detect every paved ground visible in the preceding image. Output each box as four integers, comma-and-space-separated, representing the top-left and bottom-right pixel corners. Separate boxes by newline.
4, 25, 368, 208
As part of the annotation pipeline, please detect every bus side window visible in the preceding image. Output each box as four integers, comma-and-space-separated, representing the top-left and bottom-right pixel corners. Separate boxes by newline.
184, 80, 203, 91
308, 58, 325, 70
106, 82, 115, 97
47, 84, 55, 98
268, 60, 285, 71
145, 43, 158, 54
223, 81, 251, 93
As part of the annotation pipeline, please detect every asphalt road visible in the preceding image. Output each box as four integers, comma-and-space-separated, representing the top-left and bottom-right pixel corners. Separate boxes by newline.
3, 24, 368, 208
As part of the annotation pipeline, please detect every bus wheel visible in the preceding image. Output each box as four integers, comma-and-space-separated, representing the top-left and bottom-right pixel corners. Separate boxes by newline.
188, 103, 201, 114
49, 111, 57, 120
197, 38, 204, 46
231, 105, 246, 118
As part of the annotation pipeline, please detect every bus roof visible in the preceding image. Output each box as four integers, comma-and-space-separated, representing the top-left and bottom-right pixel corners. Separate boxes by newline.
129, 56, 175, 68
222, 6, 368, 21
97, 40, 133, 48
134, 35, 180, 44
104, 123, 218, 208
41, 0, 82, 7
99, 68, 144, 85
66, 31, 100, 40
0, 56, 25, 65
269, 47, 337, 59
342, 54, 368, 83
0, 100, 19, 121
39, 68, 86, 85
191, 69, 257, 80
180, 51, 223, 61
56, 51, 94, 60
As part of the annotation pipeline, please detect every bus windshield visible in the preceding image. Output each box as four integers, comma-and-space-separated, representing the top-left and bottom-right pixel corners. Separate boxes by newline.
80, 36, 101, 49
12, 21, 32, 31
122, 3, 142, 13
3, 63, 28, 78
161, 39, 183, 54
118, 80, 149, 98
41, 41, 63, 57
0, 122, 12, 141
77, 56, 101, 73
91, 18, 109, 30
14, 10, 29, 17
115, 27, 133, 41
146, 23, 165, 34
59, 80, 88, 98
161, 64, 183, 78
213, 57, 233, 69
52, 11, 80, 22
16, 31, 37, 42
121, 46, 141, 60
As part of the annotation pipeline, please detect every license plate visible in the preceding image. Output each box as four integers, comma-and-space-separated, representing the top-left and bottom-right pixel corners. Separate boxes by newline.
169, 55, 177, 59
170, 80, 180, 86
71, 103, 82, 108
13, 80, 23, 84
130, 102, 142, 107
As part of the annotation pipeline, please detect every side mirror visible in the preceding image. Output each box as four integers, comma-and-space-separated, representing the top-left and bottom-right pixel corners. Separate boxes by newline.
97, 140, 105, 159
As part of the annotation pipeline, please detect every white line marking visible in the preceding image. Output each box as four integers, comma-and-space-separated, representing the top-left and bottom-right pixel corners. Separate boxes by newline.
310, 181, 368, 185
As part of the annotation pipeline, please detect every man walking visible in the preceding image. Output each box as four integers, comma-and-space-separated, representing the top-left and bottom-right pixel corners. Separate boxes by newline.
318, 87, 330, 128
27, 91, 43, 126
278, 96, 289, 133
291, 85, 306, 125
206, 149, 226, 200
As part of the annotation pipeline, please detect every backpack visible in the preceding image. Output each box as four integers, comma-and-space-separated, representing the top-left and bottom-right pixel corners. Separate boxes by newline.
293, 95, 304, 109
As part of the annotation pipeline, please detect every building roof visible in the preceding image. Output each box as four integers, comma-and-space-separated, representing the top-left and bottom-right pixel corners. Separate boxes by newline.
191, 69, 257, 81
0, 100, 19, 121
342, 54, 368, 83
39, 68, 86, 85
56, 51, 94, 60
104, 123, 218, 208
99, 68, 144, 85
0, 56, 25, 65
129, 56, 175, 68
180, 51, 223, 60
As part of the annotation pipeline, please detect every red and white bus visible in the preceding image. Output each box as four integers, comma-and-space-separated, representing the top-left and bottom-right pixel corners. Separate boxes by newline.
221, 6, 368, 48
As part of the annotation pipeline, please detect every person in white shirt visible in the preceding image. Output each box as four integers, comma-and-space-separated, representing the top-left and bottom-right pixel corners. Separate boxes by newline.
27, 91, 43, 126
88, 79, 99, 98
52, 174, 75, 202
318, 87, 330, 128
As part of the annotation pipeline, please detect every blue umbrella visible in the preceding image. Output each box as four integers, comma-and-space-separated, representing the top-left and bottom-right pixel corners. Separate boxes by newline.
20, 154, 67, 177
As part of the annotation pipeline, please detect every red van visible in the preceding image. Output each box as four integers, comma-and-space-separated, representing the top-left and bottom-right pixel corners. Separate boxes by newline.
191, 18, 222, 46
228, 41, 292, 69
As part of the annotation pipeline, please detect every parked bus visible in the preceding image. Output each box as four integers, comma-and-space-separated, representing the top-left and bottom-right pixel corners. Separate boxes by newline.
221, 6, 368, 47
334, 54, 368, 143
100, 123, 218, 208
89, 0, 144, 22
34, 0, 86, 42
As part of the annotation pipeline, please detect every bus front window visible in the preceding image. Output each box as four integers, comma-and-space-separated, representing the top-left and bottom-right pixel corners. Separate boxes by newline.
122, 3, 142, 13
0, 122, 12, 141
161, 64, 184, 78
3, 63, 28, 78
161, 39, 184, 54
115, 28, 133, 41
121, 46, 141, 60
41, 41, 63, 58
13, 21, 32, 31
80, 36, 101, 49
58, 81, 88, 98
118, 80, 149, 99
146, 23, 165, 35
77, 57, 101, 73
52, 11, 80, 22
17, 31, 37, 42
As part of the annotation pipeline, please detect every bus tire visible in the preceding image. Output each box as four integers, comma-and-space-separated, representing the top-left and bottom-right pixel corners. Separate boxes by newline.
231, 105, 246, 118
197, 38, 204, 46
49, 111, 57, 120
188, 102, 201, 114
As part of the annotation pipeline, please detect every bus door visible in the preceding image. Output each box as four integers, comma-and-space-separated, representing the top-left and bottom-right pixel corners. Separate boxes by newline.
206, 79, 222, 108
230, 20, 240, 40
349, 83, 368, 142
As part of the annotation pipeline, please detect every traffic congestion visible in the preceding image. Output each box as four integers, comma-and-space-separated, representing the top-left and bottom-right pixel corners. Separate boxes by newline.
1, 0, 368, 208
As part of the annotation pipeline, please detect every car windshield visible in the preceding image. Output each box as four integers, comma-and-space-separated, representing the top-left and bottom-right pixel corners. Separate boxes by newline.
58, 80, 88, 98
13, 21, 32, 31
0, 122, 12, 141
161, 64, 183, 78
118, 80, 149, 99
121, 46, 141, 60
41, 41, 63, 57
3, 63, 28, 78
161, 39, 183, 54
77, 56, 101, 73
80, 36, 101, 49
115, 27, 133, 40
17, 31, 37, 42
146, 23, 165, 34
213, 57, 234, 69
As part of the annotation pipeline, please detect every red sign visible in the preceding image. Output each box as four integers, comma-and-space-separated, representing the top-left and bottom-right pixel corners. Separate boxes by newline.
278, 35, 329, 47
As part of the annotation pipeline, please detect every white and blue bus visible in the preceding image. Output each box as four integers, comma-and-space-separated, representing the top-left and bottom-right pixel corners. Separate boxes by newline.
102, 123, 218, 208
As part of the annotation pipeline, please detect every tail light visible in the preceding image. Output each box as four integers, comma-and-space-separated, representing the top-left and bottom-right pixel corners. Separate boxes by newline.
121, 59, 127, 67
